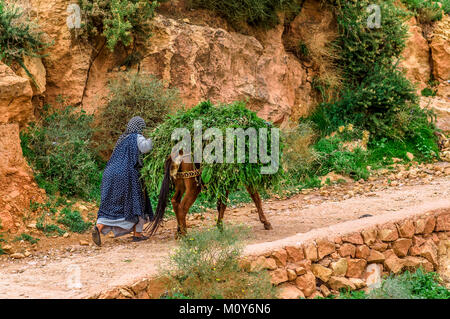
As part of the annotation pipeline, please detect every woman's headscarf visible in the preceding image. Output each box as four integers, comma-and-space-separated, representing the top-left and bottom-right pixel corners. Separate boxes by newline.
114, 116, 146, 151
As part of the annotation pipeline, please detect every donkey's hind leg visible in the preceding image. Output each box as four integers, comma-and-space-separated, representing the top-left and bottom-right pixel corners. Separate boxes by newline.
171, 178, 186, 238
246, 186, 272, 230
216, 191, 229, 230
177, 178, 201, 236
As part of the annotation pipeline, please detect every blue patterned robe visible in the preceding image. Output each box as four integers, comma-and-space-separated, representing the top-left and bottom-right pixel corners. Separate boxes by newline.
97, 133, 153, 224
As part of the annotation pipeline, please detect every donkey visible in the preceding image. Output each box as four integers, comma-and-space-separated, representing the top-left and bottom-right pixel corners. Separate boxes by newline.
144, 153, 273, 237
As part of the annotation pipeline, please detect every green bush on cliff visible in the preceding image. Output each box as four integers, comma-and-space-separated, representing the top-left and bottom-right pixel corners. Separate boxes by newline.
99, 71, 182, 157
304, 0, 439, 162
332, 0, 409, 84
77, 0, 159, 51
20, 105, 103, 201
401, 0, 444, 23
0, 0, 50, 80
188, 0, 302, 29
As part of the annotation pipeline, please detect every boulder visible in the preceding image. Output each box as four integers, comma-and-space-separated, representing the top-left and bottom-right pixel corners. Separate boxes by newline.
346, 259, 367, 278
295, 272, 316, 297
355, 245, 370, 259
328, 276, 356, 291
361, 228, 377, 246
311, 264, 332, 282
270, 269, 289, 285
285, 246, 305, 262
17, 56, 47, 95
367, 250, 385, 263
363, 264, 383, 288
392, 238, 412, 257
378, 224, 399, 242
419, 241, 438, 266
278, 284, 304, 299
430, 15, 450, 82
304, 243, 318, 261
286, 269, 297, 281
271, 249, 288, 267
436, 213, 450, 231
330, 258, 348, 276
397, 219, 415, 238
316, 238, 336, 259
384, 254, 404, 274
341, 233, 364, 245
0, 63, 33, 126
399, 18, 431, 91
338, 243, 356, 257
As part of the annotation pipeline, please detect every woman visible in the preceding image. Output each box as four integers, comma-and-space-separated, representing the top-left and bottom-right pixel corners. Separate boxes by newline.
92, 116, 154, 246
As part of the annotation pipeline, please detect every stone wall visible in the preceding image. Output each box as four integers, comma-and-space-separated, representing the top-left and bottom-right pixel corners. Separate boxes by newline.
89, 208, 450, 299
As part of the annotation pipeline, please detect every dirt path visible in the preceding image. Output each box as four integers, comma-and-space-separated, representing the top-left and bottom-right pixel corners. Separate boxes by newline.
0, 171, 449, 298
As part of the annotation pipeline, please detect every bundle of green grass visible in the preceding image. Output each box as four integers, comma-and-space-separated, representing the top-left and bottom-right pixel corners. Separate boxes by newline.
141, 101, 283, 204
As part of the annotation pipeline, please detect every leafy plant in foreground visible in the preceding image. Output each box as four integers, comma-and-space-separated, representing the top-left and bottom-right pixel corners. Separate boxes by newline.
162, 224, 275, 299
57, 207, 92, 233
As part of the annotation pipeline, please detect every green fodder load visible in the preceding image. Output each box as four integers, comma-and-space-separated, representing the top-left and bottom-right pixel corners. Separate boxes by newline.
141, 100, 283, 204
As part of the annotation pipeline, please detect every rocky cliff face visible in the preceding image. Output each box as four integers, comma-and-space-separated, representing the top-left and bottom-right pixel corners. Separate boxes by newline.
0, 0, 449, 232
27, 0, 449, 123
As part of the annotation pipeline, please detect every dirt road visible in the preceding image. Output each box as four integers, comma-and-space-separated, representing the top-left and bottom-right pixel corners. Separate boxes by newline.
0, 171, 449, 299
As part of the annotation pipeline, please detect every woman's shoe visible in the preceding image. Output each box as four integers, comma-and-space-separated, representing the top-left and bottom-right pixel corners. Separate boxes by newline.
91, 225, 101, 246
132, 235, 149, 242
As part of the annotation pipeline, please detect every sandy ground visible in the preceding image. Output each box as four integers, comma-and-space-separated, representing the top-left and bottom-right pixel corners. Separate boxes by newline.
0, 172, 449, 298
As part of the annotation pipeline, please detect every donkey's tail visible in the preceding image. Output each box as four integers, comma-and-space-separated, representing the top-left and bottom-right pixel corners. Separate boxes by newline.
144, 156, 172, 236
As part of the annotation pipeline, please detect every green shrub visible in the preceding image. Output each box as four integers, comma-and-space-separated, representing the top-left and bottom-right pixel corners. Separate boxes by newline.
36, 214, 65, 237
308, 65, 437, 146
0, 0, 50, 81
77, 0, 159, 51
332, 0, 409, 84
188, 0, 301, 29
162, 224, 276, 299
20, 105, 103, 201
141, 100, 283, 204
340, 268, 450, 299
99, 71, 182, 157
57, 207, 92, 233
401, 0, 443, 23
14, 233, 40, 244
313, 135, 370, 180
421, 87, 437, 97
443, 0, 450, 14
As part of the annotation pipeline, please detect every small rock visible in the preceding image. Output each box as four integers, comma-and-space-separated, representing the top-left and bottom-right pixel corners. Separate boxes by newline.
79, 240, 89, 246
119, 288, 133, 298
328, 276, 356, 291
2, 244, 13, 254
10, 253, 26, 259
406, 152, 414, 161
